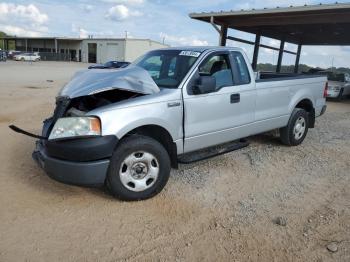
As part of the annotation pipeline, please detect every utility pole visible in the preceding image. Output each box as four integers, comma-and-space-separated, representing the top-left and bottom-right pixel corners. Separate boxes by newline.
125, 31, 128, 39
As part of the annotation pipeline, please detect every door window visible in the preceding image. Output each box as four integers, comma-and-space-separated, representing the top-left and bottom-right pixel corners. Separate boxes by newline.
168, 57, 176, 77
231, 52, 251, 85
199, 54, 234, 90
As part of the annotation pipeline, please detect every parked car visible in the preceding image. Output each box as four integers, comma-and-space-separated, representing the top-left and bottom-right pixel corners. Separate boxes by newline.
307, 69, 350, 100
88, 61, 130, 69
14, 52, 40, 61
7, 50, 22, 59
13, 47, 327, 201
323, 72, 350, 100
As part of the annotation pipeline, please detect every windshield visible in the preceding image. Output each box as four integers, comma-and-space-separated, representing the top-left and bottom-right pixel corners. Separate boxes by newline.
104, 61, 114, 67
134, 50, 201, 88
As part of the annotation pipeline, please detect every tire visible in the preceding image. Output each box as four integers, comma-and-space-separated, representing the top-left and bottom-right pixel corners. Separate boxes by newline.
280, 108, 309, 146
21, 57, 25, 61
106, 135, 171, 201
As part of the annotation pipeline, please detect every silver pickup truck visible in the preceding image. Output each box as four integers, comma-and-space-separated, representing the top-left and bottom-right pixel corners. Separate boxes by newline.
27, 46, 327, 200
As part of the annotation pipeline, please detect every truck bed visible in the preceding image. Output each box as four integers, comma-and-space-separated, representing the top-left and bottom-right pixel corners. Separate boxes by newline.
256, 72, 324, 82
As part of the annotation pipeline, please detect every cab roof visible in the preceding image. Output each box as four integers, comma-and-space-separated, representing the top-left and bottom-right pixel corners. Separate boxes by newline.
158, 46, 242, 53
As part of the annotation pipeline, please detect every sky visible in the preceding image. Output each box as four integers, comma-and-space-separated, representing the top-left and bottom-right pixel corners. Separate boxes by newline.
0, 0, 350, 68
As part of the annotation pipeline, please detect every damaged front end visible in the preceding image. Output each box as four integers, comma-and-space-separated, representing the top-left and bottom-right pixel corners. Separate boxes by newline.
42, 88, 144, 137
12, 65, 160, 187
44, 65, 160, 136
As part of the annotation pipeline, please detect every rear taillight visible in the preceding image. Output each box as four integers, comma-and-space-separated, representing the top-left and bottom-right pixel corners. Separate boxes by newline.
323, 82, 328, 98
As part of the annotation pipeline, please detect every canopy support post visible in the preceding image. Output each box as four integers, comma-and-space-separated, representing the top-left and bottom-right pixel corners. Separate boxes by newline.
55, 39, 58, 53
276, 38, 285, 73
252, 32, 261, 71
210, 17, 228, 46
294, 43, 302, 73
219, 25, 228, 46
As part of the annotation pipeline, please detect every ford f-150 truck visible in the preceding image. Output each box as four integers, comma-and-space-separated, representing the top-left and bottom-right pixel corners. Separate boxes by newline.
14, 47, 328, 201
323, 72, 350, 100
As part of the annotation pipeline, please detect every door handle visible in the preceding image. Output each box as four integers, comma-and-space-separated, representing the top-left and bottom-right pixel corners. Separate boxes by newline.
167, 102, 181, 108
230, 93, 240, 103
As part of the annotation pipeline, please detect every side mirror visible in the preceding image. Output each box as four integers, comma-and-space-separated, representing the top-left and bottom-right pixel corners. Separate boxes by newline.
192, 76, 216, 95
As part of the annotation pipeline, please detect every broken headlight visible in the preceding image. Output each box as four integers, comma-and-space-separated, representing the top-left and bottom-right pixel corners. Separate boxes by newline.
48, 117, 101, 140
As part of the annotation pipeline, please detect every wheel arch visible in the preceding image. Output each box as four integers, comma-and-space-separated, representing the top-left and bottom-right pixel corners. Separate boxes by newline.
120, 125, 178, 169
294, 98, 315, 128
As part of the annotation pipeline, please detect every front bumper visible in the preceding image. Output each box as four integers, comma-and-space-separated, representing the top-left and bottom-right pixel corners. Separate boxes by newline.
33, 136, 118, 187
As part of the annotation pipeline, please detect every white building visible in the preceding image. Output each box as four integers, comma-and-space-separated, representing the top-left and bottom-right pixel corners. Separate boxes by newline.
1, 37, 169, 63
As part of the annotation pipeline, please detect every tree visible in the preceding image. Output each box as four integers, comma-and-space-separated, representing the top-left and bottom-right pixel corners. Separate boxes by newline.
0, 31, 6, 50
257, 63, 349, 75
0, 31, 16, 50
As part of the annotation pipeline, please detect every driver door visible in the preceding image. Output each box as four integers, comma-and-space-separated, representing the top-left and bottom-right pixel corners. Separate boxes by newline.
183, 51, 256, 153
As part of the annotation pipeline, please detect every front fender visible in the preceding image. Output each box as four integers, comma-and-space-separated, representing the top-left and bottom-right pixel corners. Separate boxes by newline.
94, 101, 183, 142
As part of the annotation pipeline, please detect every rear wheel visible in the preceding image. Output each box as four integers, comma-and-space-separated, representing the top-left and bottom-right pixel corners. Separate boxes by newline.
106, 135, 171, 201
280, 108, 309, 146
21, 57, 25, 61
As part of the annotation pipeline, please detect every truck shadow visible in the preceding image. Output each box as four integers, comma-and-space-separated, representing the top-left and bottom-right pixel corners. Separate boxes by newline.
247, 132, 282, 146
8, 130, 287, 201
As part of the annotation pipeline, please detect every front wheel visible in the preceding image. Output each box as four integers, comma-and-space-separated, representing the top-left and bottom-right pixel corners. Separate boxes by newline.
280, 108, 309, 146
106, 135, 171, 201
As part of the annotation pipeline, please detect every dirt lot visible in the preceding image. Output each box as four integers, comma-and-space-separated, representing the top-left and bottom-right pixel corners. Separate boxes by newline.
0, 61, 349, 262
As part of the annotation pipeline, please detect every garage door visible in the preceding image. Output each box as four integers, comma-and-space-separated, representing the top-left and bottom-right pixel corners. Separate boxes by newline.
106, 43, 123, 61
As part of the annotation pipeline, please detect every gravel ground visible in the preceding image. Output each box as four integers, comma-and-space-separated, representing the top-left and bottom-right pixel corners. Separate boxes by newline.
0, 61, 349, 262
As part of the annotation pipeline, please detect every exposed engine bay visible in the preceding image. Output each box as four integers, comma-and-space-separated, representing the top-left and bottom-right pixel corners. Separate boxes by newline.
38, 88, 144, 138
65, 89, 142, 117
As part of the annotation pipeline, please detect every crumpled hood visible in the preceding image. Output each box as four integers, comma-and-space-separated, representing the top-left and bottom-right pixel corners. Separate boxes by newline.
59, 65, 160, 98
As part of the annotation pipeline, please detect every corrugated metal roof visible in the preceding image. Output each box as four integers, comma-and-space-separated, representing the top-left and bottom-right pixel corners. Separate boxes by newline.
190, 2, 350, 18
190, 2, 350, 45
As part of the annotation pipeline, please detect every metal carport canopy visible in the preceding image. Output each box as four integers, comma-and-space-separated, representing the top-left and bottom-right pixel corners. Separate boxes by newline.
189, 3, 350, 72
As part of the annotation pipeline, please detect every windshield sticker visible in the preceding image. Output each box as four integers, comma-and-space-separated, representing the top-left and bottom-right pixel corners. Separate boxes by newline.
179, 51, 201, 57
